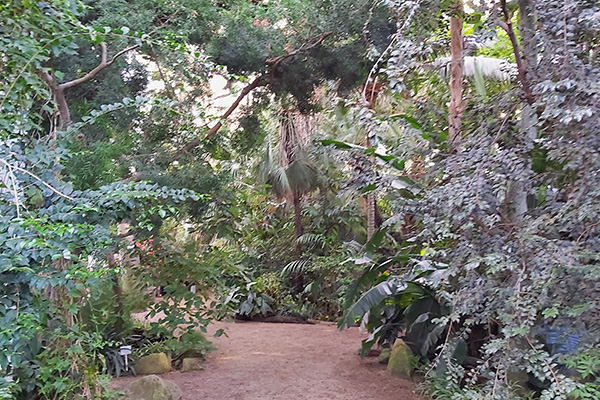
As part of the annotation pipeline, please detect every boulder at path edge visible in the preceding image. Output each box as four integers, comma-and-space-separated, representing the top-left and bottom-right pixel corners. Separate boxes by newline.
378, 347, 391, 364
134, 353, 171, 375
125, 374, 182, 400
387, 339, 412, 379
180, 357, 204, 373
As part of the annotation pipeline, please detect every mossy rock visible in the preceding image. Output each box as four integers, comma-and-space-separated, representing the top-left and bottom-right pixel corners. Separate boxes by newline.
178, 348, 207, 359
378, 348, 391, 364
125, 375, 182, 400
135, 353, 171, 375
180, 357, 205, 373
387, 339, 412, 379
507, 366, 531, 397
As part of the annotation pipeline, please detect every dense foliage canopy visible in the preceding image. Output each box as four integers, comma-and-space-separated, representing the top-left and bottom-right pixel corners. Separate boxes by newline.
1, 0, 599, 399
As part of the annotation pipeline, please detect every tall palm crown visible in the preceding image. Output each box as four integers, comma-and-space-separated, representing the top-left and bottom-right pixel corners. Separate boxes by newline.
259, 111, 319, 255
260, 111, 318, 201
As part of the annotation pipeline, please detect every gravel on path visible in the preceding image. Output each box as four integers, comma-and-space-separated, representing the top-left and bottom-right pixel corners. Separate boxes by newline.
114, 320, 425, 400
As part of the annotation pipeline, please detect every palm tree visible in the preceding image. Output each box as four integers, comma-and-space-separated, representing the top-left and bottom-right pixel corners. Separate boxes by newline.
259, 110, 318, 255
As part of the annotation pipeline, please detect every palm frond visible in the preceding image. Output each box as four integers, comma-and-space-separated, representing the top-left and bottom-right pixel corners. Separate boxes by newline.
268, 165, 292, 199
278, 112, 313, 167
343, 240, 364, 256
258, 109, 319, 199
429, 56, 517, 81
286, 159, 318, 195
281, 259, 312, 277
296, 233, 326, 250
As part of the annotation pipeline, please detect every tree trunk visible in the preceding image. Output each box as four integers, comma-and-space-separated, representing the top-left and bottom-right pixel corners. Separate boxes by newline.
518, 0, 537, 73
292, 190, 305, 293
293, 190, 304, 255
505, 0, 538, 224
366, 192, 377, 241
55, 87, 71, 131
448, 2, 465, 149
363, 81, 382, 242
518, 0, 538, 140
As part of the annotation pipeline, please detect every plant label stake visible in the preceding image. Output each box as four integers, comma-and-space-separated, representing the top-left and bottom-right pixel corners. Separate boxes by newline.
119, 345, 132, 370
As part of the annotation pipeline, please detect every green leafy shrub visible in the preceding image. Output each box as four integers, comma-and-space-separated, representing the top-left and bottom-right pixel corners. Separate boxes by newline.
135, 330, 213, 370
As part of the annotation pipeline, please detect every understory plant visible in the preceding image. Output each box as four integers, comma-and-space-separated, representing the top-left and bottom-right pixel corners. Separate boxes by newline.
336, 0, 600, 399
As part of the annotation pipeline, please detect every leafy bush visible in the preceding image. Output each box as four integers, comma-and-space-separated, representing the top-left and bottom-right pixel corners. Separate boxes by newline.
221, 281, 275, 319
134, 330, 213, 370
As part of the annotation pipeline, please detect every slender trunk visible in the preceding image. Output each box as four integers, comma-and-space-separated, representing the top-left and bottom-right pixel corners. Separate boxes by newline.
506, 180, 528, 220
448, 2, 465, 149
366, 192, 377, 241
363, 80, 382, 241
518, 0, 537, 73
499, 0, 535, 105
518, 0, 538, 141
108, 251, 124, 333
293, 190, 304, 255
292, 190, 305, 293
505, 0, 538, 224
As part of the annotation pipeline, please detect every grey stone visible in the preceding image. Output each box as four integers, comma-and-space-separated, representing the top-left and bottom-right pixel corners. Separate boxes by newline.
125, 375, 182, 400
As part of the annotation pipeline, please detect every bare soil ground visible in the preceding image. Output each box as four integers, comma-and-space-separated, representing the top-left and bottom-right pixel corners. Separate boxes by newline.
114, 320, 425, 400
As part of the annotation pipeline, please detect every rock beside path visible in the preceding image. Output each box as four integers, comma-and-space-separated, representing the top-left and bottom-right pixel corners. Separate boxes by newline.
387, 339, 413, 379
125, 375, 182, 400
135, 353, 171, 375
378, 347, 391, 364
180, 357, 204, 373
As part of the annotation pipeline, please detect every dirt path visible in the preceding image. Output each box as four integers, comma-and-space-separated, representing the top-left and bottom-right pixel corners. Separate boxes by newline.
115, 320, 424, 400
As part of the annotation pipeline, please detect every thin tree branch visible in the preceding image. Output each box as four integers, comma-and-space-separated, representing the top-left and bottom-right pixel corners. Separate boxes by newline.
173, 76, 266, 158
6, 163, 21, 218
173, 32, 331, 158
37, 69, 56, 87
150, 43, 176, 99
0, 158, 74, 201
59, 43, 140, 90
498, 0, 535, 105
361, 1, 420, 103
265, 32, 330, 66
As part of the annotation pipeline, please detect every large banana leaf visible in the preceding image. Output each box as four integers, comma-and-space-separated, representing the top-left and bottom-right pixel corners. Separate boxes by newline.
340, 259, 394, 317
339, 280, 407, 328
404, 296, 443, 356
365, 228, 387, 254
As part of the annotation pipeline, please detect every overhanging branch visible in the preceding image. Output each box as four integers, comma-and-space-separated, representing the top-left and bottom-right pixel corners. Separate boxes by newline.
173, 76, 266, 158
59, 43, 140, 90
265, 32, 330, 66
172, 32, 331, 159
